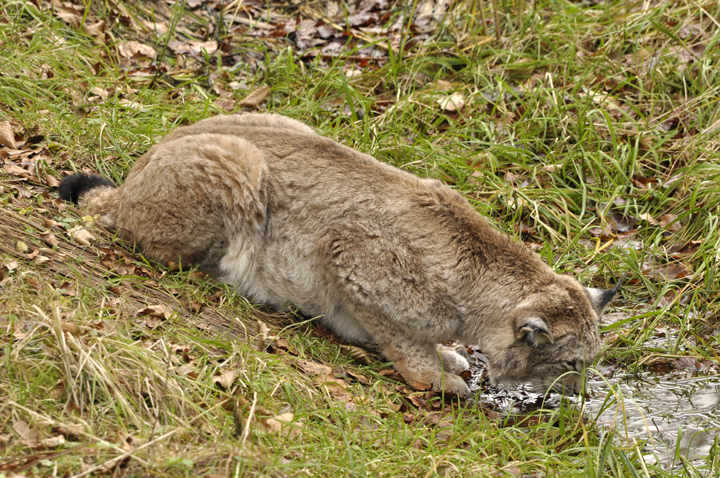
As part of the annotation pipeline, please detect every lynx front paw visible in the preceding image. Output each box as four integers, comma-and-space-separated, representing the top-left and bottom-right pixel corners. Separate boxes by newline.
437, 344, 470, 375
430, 372, 471, 396
400, 369, 471, 396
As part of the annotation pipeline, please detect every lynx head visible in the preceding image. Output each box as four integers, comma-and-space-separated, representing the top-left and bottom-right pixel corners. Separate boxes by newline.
489, 275, 622, 395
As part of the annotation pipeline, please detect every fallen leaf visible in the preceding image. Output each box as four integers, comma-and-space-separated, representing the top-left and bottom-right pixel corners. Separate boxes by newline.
239, 85, 271, 107
347, 371, 370, 385
118, 41, 157, 59
437, 92, 465, 112
0, 121, 17, 149
659, 214, 681, 233
67, 225, 95, 246
45, 175, 60, 187
214, 98, 236, 111
43, 218, 62, 229
342, 345, 372, 364
26, 277, 42, 292
85, 20, 107, 37
60, 320, 79, 336
314, 376, 354, 402
263, 412, 295, 433
136, 304, 172, 319
51, 423, 83, 440
672, 357, 698, 370
638, 213, 659, 226
256, 319, 276, 347
88, 86, 109, 100
296, 359, 333, 377
410, 380, 432, 391
39, 231, 59, 246
644, 262, 693, 280
168, 40, 218, 55
435, 80, 453, 91
4, 162, 29, 178
212, 370, 238, 389
40, 435, 66, 448
13, 419, 40, 448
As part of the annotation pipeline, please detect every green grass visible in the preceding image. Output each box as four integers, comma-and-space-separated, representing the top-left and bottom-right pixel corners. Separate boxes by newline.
1, 0, 720, 476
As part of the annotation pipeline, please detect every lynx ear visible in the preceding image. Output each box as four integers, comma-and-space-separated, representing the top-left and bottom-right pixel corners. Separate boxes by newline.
584, 276, 625, 315
516, 316, 553, 346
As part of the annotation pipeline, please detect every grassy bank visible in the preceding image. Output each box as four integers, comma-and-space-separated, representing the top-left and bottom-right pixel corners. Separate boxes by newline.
1, 0, 719, 476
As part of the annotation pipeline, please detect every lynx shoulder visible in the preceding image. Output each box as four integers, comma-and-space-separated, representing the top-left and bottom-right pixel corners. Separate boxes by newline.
59, 113, 620, 396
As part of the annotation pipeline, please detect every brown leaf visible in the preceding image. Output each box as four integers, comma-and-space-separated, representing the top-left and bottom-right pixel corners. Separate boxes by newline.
644, 262, 693, 280
26, 277, 42, 292
67, 225, 95, 246
143, 316, 163, 329
212, 370, 238, 389
168, 40, 218, 56
275, 337, 291, 351
214, 98, 236, 111
39, 231, 59, 246
296, 359, 333, 377
85, 20, 107, 37
88, 86, 108, 100
60, 321, 79, 336
313, 376, 354, 403
13, 419, 40, 448
35, 255, 51, 265
672, 357, 698, 371
52, 423, 83, 440
40, 435, 66, 448
659, 214, 681, 233
239, 85, 271, 108
45, 175, 60, 187
347, 371, 370, 385
638, 213, 659, 226
379, 369, 404, 381
342, 345, 372, 364
54, 6, 82, 28
118, 41, 157, 59
410, 380, 432, 391
136, 304, 172, 319
43, 218, 62, 229
263, 412, 295, 433
437, 92, 465, 112
4, 162, 30, 179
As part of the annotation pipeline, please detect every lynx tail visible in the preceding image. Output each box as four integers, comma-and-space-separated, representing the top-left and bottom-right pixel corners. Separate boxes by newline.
58, 173, 116, 204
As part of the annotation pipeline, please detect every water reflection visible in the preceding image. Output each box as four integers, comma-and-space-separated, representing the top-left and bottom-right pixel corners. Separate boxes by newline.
586, 372, 720, 464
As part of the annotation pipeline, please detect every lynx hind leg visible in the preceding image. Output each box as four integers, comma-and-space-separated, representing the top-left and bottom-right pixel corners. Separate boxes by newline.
114, 133, 268, 269
384, 338, 471, 396
436, 344, 470, 375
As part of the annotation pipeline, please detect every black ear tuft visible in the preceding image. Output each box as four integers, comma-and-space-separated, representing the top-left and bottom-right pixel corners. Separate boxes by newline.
58, 173, 116, 204
584, 275, 625, 315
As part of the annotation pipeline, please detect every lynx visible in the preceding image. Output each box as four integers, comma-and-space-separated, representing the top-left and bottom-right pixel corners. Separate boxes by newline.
59, 113, 620, 396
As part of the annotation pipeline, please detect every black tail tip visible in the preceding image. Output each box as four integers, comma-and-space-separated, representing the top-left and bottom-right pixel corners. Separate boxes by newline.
58, 173, 116, 204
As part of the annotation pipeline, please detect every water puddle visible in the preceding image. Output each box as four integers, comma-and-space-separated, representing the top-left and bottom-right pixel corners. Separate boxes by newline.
586, 371, 720, 465
466, 346, 720, 467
